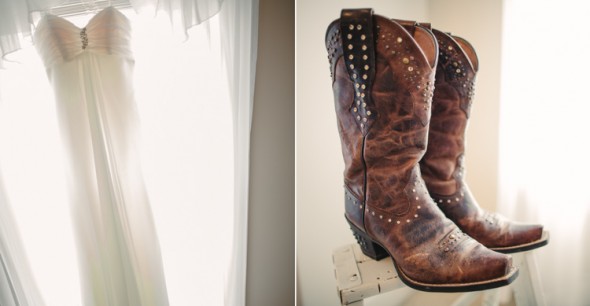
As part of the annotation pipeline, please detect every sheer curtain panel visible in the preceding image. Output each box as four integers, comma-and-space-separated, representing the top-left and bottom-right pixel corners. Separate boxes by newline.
218, 0, 259, 305
0, 0, 56, 67
130, 0, 223, 38
499, 1, 590, 305
0, 172, 44, 306
0, 0, 223, 66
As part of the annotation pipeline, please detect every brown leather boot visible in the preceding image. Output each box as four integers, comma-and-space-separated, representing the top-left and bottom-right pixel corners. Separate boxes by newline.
419, 29, 549, 253
325, 9, 517, 292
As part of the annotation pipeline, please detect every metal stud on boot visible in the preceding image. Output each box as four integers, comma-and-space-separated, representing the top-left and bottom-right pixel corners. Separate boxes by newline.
419, 29, 549, 253
326, 9, 518, 292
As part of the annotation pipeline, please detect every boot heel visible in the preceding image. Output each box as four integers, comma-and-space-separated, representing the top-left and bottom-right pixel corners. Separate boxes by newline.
348, 223, 389, 260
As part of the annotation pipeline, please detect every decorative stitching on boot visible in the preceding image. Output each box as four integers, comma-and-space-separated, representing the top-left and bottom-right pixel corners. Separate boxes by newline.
438, 229, 468, 253
365, 168, 428, 224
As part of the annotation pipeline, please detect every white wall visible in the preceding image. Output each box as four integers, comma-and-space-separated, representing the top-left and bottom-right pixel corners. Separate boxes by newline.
296, 0, 503, 305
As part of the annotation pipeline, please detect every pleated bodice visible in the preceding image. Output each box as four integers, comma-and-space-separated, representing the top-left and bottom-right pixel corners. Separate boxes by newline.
34, 7, 132, 68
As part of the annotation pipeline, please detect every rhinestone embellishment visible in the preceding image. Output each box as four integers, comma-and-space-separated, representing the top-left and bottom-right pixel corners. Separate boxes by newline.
80, 27, 89, 50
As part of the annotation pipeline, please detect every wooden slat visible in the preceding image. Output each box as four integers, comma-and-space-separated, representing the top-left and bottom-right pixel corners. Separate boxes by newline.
333, 244, 404, 305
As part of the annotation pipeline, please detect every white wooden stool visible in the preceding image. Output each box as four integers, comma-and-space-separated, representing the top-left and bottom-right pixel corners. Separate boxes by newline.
332, 244, 545, 306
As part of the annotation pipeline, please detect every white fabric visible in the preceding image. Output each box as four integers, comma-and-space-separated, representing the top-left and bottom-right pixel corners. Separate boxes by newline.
0, 172, 45, 306
0, 0, 223, 67
130, 14, 234, 305
0, 0, 61, 67
130, 0, 223, 39
218, 0, 258, 304
499, 1, 590, 305
34, 7, 168, 305
34, 8, 133, 67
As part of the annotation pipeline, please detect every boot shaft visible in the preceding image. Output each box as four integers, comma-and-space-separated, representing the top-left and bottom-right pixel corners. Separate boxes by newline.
326, 10, 438, 227
420, 29, 478, 195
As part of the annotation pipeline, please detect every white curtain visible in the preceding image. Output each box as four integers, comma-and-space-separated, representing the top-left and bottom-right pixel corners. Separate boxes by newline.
218, 0, 258, 305
0, 0, 223, 67
130, 0, 223, 37
0, 0, 61, 67
0, 45, 53, 306
0, 0, 258, 305
499, 1, 590, 305
0, 173, 44, 305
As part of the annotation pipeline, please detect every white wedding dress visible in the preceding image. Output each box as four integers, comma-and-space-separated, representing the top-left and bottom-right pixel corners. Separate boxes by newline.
34, 7, 169, 305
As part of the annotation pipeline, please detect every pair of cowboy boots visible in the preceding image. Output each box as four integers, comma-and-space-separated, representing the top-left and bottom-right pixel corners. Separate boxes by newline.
325, 9, 548, 292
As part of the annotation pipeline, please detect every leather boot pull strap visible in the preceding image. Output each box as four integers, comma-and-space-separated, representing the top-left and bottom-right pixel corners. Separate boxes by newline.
393, 19, 418, 36
340, 9, 377, 135
417, 22, 431, 30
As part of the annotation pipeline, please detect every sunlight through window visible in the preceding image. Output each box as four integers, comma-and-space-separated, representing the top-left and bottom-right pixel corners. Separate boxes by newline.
0, 8, 233, 306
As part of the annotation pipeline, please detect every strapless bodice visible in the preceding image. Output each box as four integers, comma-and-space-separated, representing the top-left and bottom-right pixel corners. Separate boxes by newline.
34, 7, 132, 68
